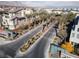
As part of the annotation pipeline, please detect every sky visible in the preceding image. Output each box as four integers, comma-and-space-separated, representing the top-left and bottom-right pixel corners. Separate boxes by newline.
0, 1, 79, 8
21, 1, 79, 8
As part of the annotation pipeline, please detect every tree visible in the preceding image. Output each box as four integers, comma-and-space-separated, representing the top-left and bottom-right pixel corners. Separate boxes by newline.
66, 12, 76, 22
61, 42, 74, 53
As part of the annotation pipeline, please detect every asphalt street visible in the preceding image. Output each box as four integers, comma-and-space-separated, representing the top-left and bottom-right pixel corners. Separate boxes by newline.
15, 23, 56, 58
0, 22, 56, 58
0, 24, 43, 57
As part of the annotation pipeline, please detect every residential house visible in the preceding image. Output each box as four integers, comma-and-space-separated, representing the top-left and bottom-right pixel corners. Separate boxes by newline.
2, 7, 26, 30
71, 10, 79, 14
2, 12, 15, 30
52, 10, 63, 14
11, 16, 26, 29
24, 8, 33, 15
45, 9, 52, 14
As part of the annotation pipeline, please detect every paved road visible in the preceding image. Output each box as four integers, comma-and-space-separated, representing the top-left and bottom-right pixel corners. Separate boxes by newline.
15, 24, 56, 58
0, 24, 43, 58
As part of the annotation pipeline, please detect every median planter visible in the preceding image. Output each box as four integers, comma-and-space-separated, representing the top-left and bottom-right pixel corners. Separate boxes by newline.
18, 21, 52, 53
19, 31, 43, 52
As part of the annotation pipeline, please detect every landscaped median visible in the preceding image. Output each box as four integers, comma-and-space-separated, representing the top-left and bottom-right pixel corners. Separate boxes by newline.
20, 31, 43, 52
18, 20, 53, 53
19, 26, 48, 52
14, 21, 55, 57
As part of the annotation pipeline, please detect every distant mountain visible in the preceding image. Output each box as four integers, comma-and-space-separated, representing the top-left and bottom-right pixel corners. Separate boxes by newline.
46, 5, 79, 9
0, 1, 23, 6
0, 1, 79, 8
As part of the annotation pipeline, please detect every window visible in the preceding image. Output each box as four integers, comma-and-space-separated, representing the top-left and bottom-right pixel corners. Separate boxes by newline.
4, 22, 5, 24
77, 34, 79, 38
5, 15, 9, 18
72, 33, 75, 37
77, 28, 79, 32
8, 33, 11, 37
71, 42, 73, 45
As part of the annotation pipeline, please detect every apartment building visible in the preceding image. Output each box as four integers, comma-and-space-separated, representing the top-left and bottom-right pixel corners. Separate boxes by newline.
70, 16, 79, 55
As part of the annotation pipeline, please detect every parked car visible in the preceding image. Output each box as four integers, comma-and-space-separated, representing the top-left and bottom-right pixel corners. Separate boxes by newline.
0, 30, 19, 40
